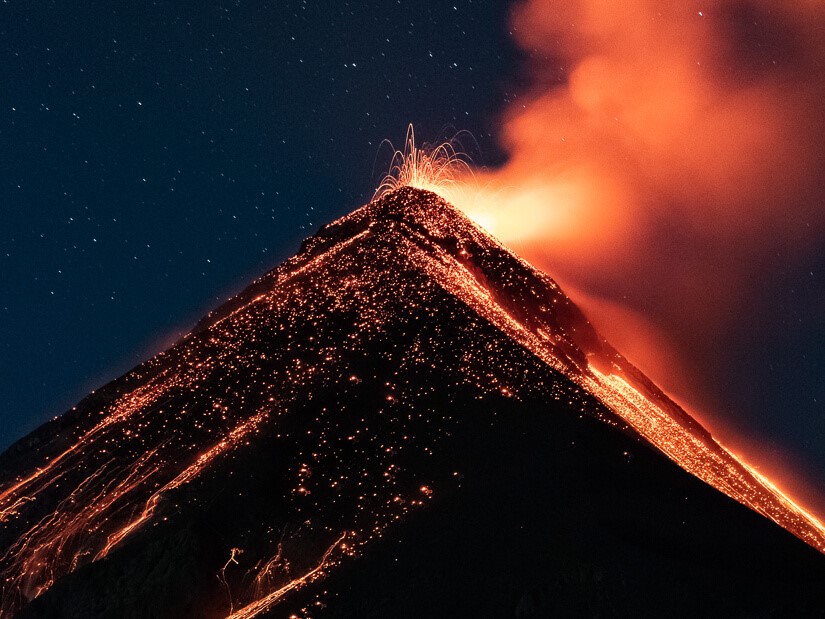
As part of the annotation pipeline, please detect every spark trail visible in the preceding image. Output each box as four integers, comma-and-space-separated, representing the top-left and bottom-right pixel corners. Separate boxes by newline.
373, 124, 473, 206
225, 533, 348, 619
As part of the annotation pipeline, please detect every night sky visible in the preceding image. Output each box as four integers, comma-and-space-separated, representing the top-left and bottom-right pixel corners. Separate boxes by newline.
2, 1, 825, 505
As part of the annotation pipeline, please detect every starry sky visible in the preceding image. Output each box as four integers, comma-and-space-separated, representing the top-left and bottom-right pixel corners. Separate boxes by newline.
2, 0, 825, 507
0, 1, 519, 448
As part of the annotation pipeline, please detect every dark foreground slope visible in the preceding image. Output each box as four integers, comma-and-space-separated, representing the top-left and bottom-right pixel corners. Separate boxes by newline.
1, 188, 824, 618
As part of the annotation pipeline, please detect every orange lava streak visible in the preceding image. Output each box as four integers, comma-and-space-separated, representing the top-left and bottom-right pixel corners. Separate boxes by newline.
398, 229, 570, 377
1, 447, 164, 609
0, 406, 267, 616
225, 533, 348, 619
0, 448, 76, 521
251, 541, 289, 600
203, 229, 370, 336
587, 367, 825, 553
374, 199, 825, 554
218, 547, 244, 614
739, 461, 825, 536
0, 375, 171, 523
97, 409, 268, 559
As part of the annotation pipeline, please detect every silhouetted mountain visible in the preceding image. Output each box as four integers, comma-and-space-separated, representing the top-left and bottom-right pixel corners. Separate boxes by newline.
1, 187, 824, 618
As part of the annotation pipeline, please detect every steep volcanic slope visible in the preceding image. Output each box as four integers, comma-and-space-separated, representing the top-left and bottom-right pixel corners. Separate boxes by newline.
0, 187, 823, 618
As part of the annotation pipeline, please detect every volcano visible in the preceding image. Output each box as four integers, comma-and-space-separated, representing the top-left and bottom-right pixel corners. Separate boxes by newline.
1, 187, 824, 618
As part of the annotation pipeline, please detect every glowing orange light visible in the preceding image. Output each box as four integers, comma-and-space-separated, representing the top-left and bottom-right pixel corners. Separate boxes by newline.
373, 124, 473, 206
225, 533, 347, 619
586, 366, 825, 553
3, 184, 825, 619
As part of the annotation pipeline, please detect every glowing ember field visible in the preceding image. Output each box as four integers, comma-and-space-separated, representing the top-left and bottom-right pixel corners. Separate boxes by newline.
0, 187, 823, 618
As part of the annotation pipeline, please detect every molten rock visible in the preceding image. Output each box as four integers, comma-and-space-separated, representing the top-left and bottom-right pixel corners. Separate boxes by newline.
1, 188, 824, 618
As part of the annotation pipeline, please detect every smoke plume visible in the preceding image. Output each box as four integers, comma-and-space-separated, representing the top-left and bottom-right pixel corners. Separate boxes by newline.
461, 1, 825, 410
457, 0, 825, 503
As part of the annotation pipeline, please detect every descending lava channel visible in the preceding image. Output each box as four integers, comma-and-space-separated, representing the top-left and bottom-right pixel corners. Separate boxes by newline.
0, 136, 823, 617
373, 131, 825, 555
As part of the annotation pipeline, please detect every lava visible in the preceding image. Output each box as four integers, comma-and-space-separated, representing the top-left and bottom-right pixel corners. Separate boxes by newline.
225, 533, 348, 619
95, 409, 269, 560
1, 187, 823, 618
448, 1, 825, 513
373, 124, 473, 207
585, 366, 825, 553
0, 381, 267, 615
374, 118, 825, 552
0, 375, 172, 523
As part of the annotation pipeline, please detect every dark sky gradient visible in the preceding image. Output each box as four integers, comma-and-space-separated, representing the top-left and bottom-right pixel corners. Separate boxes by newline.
1, 1, 824, 505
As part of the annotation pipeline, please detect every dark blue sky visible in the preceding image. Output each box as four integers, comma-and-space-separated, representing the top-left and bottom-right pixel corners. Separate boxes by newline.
0, 1, 519, 447
2, 1, 824, 508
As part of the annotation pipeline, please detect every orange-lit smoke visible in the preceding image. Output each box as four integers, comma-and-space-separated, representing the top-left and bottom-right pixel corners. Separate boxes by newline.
455, 0, 825, 472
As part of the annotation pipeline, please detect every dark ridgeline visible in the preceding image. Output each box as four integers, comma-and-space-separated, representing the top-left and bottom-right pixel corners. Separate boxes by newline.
0, 187, 823, 618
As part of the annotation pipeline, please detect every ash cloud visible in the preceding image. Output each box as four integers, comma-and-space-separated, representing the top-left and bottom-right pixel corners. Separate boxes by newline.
460, 0, 825, 500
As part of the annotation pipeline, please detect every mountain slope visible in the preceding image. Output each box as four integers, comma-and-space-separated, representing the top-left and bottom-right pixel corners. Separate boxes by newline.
1, 187, 823, 618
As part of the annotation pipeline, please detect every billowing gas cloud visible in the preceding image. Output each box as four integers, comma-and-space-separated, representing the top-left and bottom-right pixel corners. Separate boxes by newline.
460, 1, 825, 409
457, 0, 825, 502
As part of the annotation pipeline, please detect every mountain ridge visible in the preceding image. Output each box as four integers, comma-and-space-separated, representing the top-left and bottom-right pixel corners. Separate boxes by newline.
1, 187, 824, 618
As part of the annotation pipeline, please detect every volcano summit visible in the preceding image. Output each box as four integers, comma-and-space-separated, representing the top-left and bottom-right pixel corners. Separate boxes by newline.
1, 187, 824, 618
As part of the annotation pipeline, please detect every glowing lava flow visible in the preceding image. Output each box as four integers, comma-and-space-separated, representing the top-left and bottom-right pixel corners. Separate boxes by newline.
2, 185, 825, 618
0, 403, 267, 616
96, 409, 269, 559
0, 375, 172, 523
372, 148, 825, 555
0, 446, 166, 605
584, 367, 825, 553
225, 533, 348, 619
